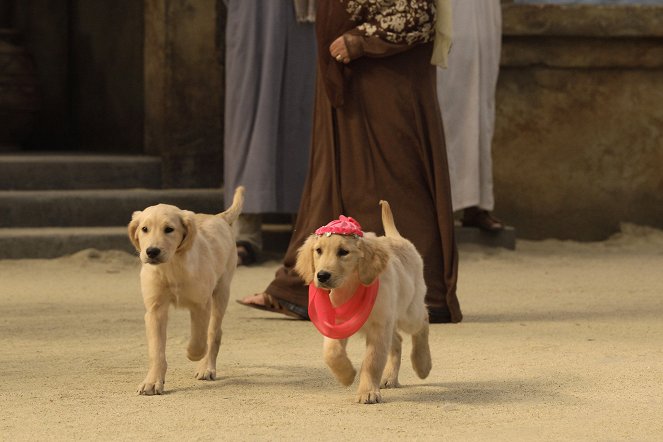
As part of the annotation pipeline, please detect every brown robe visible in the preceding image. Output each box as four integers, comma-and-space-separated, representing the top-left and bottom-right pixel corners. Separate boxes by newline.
265, 0, 462, 323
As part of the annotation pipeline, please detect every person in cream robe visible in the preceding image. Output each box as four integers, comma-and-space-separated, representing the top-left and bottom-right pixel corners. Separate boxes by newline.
437, 0, 505, 231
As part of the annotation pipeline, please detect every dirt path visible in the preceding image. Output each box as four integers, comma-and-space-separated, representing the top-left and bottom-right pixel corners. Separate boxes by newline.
1, 224, 662, 440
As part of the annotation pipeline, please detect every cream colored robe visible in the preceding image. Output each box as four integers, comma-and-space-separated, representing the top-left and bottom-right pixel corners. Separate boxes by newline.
436, 0, 502, 212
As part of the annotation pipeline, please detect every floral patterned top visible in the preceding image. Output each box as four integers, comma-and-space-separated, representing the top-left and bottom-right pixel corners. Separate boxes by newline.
343, 0, 436, 46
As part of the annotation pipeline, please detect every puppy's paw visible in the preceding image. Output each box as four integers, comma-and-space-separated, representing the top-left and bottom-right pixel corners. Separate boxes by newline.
195, 368, 216, 381
411, 349, 432, 379
187, 342, 207, 362
337, 367, 356, 386
138, 377, 165, 396
356, 389, 382, 404
411, 325, 432, 379
380, 378, 401, 389
194, 358, 216, 380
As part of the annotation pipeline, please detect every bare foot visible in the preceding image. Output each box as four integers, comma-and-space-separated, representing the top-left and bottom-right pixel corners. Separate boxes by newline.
239, 293, 269, 306
236, 293, 305, 319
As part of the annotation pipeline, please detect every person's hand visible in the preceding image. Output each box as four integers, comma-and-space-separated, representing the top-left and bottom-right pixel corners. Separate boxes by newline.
330, 36, 350, 64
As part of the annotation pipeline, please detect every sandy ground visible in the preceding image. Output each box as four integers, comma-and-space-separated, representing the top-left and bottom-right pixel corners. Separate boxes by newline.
1, 223, 662, 441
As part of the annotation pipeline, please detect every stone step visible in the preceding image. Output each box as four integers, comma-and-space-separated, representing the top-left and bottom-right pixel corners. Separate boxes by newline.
0, 188, 225, 228
0, 154, 162, 190
455, 225, 517, 250
0, 224, 294, 260
0, 224, 515, 260
0, 227, 133, 259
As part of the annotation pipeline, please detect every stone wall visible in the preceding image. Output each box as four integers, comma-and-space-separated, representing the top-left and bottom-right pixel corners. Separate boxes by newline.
14, 0, 144, 152
144, 0, 225, 188
13, 0, 70, 149
494, 4, 663, 240
70, 0, 144, 153
13, 0, 225, 186
11, 2, 663, 234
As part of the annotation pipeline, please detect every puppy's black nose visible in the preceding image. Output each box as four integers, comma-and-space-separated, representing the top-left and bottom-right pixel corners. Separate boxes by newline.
316, 271, 331, 283
146, 247, 161, 259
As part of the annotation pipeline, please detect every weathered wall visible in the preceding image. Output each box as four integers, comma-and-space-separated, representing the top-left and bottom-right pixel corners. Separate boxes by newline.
493, 4, 663, 240
13, 0, 144, 152
69, 0, 144, 153
13, 0, 224, 185
11, 1, 663, 230
14, 0, 70, 149
144, 0, 225, 188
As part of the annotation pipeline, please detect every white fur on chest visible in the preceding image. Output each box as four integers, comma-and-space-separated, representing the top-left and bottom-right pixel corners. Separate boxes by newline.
141, 254, 220, 309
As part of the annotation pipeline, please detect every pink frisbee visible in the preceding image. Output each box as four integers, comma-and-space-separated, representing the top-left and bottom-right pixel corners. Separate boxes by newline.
308, 279, 379, 340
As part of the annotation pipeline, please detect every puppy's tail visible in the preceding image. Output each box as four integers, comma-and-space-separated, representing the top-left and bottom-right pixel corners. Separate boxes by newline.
379, 200, 402, 239
220, 186, 244, 225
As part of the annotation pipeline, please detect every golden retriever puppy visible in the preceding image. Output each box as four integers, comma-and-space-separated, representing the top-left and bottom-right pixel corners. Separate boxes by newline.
128, 186, 244, 395
295, 201, 432, 404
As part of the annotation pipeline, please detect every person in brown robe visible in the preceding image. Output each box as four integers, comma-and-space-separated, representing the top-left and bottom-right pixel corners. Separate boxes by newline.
238, 0, 462, 324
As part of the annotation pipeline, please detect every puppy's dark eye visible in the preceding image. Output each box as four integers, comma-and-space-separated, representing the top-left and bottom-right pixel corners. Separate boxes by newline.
141, 227, 148, 233
315, 248, 322, 255
337, 248, 349, 257
164, 226, 174, 234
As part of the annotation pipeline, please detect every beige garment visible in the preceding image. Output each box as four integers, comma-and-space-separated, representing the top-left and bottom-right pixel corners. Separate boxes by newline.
293, 0, 316, 23
431, 0, 452, 68
437, 0, 502, 211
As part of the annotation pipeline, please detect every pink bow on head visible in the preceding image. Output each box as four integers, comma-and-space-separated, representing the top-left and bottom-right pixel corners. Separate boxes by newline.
315, 215, 364, 237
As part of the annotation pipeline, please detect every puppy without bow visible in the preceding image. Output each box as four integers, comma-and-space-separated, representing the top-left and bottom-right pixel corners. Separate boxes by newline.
295, 201, 432, 404
128, 186, 244, 395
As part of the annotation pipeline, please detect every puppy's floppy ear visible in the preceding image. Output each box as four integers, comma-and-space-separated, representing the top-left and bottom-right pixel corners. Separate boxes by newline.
177, 210, 197, 253
294, 235, 317, 283
127, 211, 142, 252
357, 237, 390, 285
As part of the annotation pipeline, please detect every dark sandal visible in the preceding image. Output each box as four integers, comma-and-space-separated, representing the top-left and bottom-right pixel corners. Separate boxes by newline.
428, 308, 452, 324
236, 241, 257, 266
236, 293, 307, 320
461, 208, 505, 232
